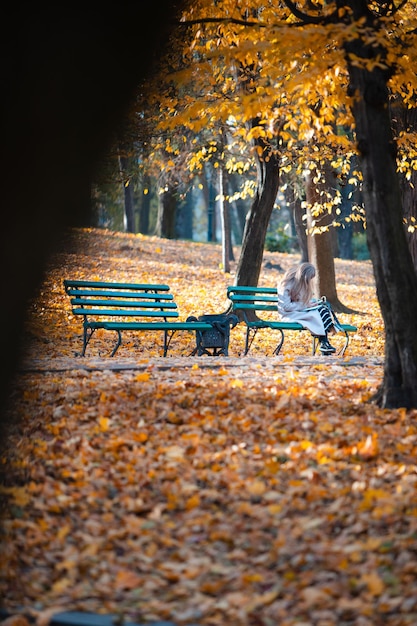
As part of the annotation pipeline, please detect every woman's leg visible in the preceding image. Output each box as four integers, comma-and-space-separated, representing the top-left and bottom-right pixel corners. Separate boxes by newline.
316, 305, 336, 353
316, 334, 336, 354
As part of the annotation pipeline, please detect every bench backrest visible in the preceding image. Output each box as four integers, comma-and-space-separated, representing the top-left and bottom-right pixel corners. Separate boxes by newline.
227, 286, 279, 316
64, 280, 179, 320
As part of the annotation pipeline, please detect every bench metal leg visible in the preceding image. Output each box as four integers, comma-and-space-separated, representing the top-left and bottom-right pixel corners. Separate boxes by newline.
339, 330, 349, 357
272, 329, 285, 356
244, 327, 259, 355
163, 330, 176, 357
110, 330, 122, 357
81, 325, 95, 357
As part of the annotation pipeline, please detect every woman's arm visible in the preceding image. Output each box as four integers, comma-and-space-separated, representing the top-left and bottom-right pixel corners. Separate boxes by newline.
278, 288, 305, 312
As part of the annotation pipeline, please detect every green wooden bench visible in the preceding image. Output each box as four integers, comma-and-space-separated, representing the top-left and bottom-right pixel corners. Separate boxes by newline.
64, 279, 214, 357
227, 285, 357, 357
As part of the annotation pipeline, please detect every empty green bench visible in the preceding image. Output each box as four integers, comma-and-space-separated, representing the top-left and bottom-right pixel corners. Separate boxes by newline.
64, 279, 213, 357
227, 285, 357, 357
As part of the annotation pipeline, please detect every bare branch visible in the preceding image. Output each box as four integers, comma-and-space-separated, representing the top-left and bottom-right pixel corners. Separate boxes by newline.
282, 0, 338, 24
178, 16, 266, 28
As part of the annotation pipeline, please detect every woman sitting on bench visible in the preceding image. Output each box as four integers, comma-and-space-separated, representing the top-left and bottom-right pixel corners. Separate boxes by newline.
277, 262, 342, 355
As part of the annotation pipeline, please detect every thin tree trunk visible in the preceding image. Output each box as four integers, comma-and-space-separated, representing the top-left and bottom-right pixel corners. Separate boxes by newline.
118, 154, 135, 233
155, 183, 176, 239
283, 178, 308, 262
227, 172, 247, 243
218, 166, 231, 273
202, 164, 217, 242
234, 135, 280, 290
139, 173, 151, 234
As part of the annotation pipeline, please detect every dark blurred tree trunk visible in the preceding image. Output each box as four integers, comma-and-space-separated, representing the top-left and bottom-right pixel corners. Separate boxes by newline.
0, 1, 186, 443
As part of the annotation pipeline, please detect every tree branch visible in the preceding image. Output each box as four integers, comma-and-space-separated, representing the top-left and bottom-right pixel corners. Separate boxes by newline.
178, 16, 266, 28
282, 0, 338, 24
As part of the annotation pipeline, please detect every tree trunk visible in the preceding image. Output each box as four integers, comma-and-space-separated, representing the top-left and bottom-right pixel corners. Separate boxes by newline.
234, 136, 280, 289
139, 173, 151, 235
155, 184, 176, 239
227, 172, 248, 243
283, 178, 308, 262
218, 166, 232, 273
201, 164, 217, 242
305, 166, 358, 313
401, 169, 417, 273
391, 102, 417, 272
344, 0, 417, 408
176, 190, 193, 240
118, 154, 135, 233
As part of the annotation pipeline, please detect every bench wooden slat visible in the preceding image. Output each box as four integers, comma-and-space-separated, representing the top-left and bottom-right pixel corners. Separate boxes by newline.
66, 289, 174, 300
64, 279, 170, 291
71, 308, 179, 318
228, 295, 278, 303
227, 286, 277, 294
70, 298, 177, 309
229, 301, 277, 312
102, 321, 213, 331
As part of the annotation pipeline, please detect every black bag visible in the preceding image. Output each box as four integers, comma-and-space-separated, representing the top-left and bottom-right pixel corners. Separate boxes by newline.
187, 313, 238, 356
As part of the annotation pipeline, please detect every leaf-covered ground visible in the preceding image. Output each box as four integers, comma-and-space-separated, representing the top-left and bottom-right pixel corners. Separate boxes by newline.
2, 228, 417, 626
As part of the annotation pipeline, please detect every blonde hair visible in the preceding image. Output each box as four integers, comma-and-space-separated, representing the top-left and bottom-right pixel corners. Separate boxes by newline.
281, 262, 316, 305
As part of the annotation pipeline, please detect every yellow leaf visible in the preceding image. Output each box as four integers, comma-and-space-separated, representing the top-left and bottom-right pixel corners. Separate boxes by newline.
356, 434, 379, 459
133, 432, 148, 443
135, 372, 151, 382
57, 525, 71, 541
242, 573, 264, 583
361, 571, 385, 596
99, 416, 110, 431
115, 569, 142, 591
268, 504, 282, 515
246, 480, 266, 496
185, 494, 200, 510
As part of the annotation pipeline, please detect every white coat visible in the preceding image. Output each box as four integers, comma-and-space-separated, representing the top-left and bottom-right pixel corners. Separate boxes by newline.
277, 289, 325, 336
